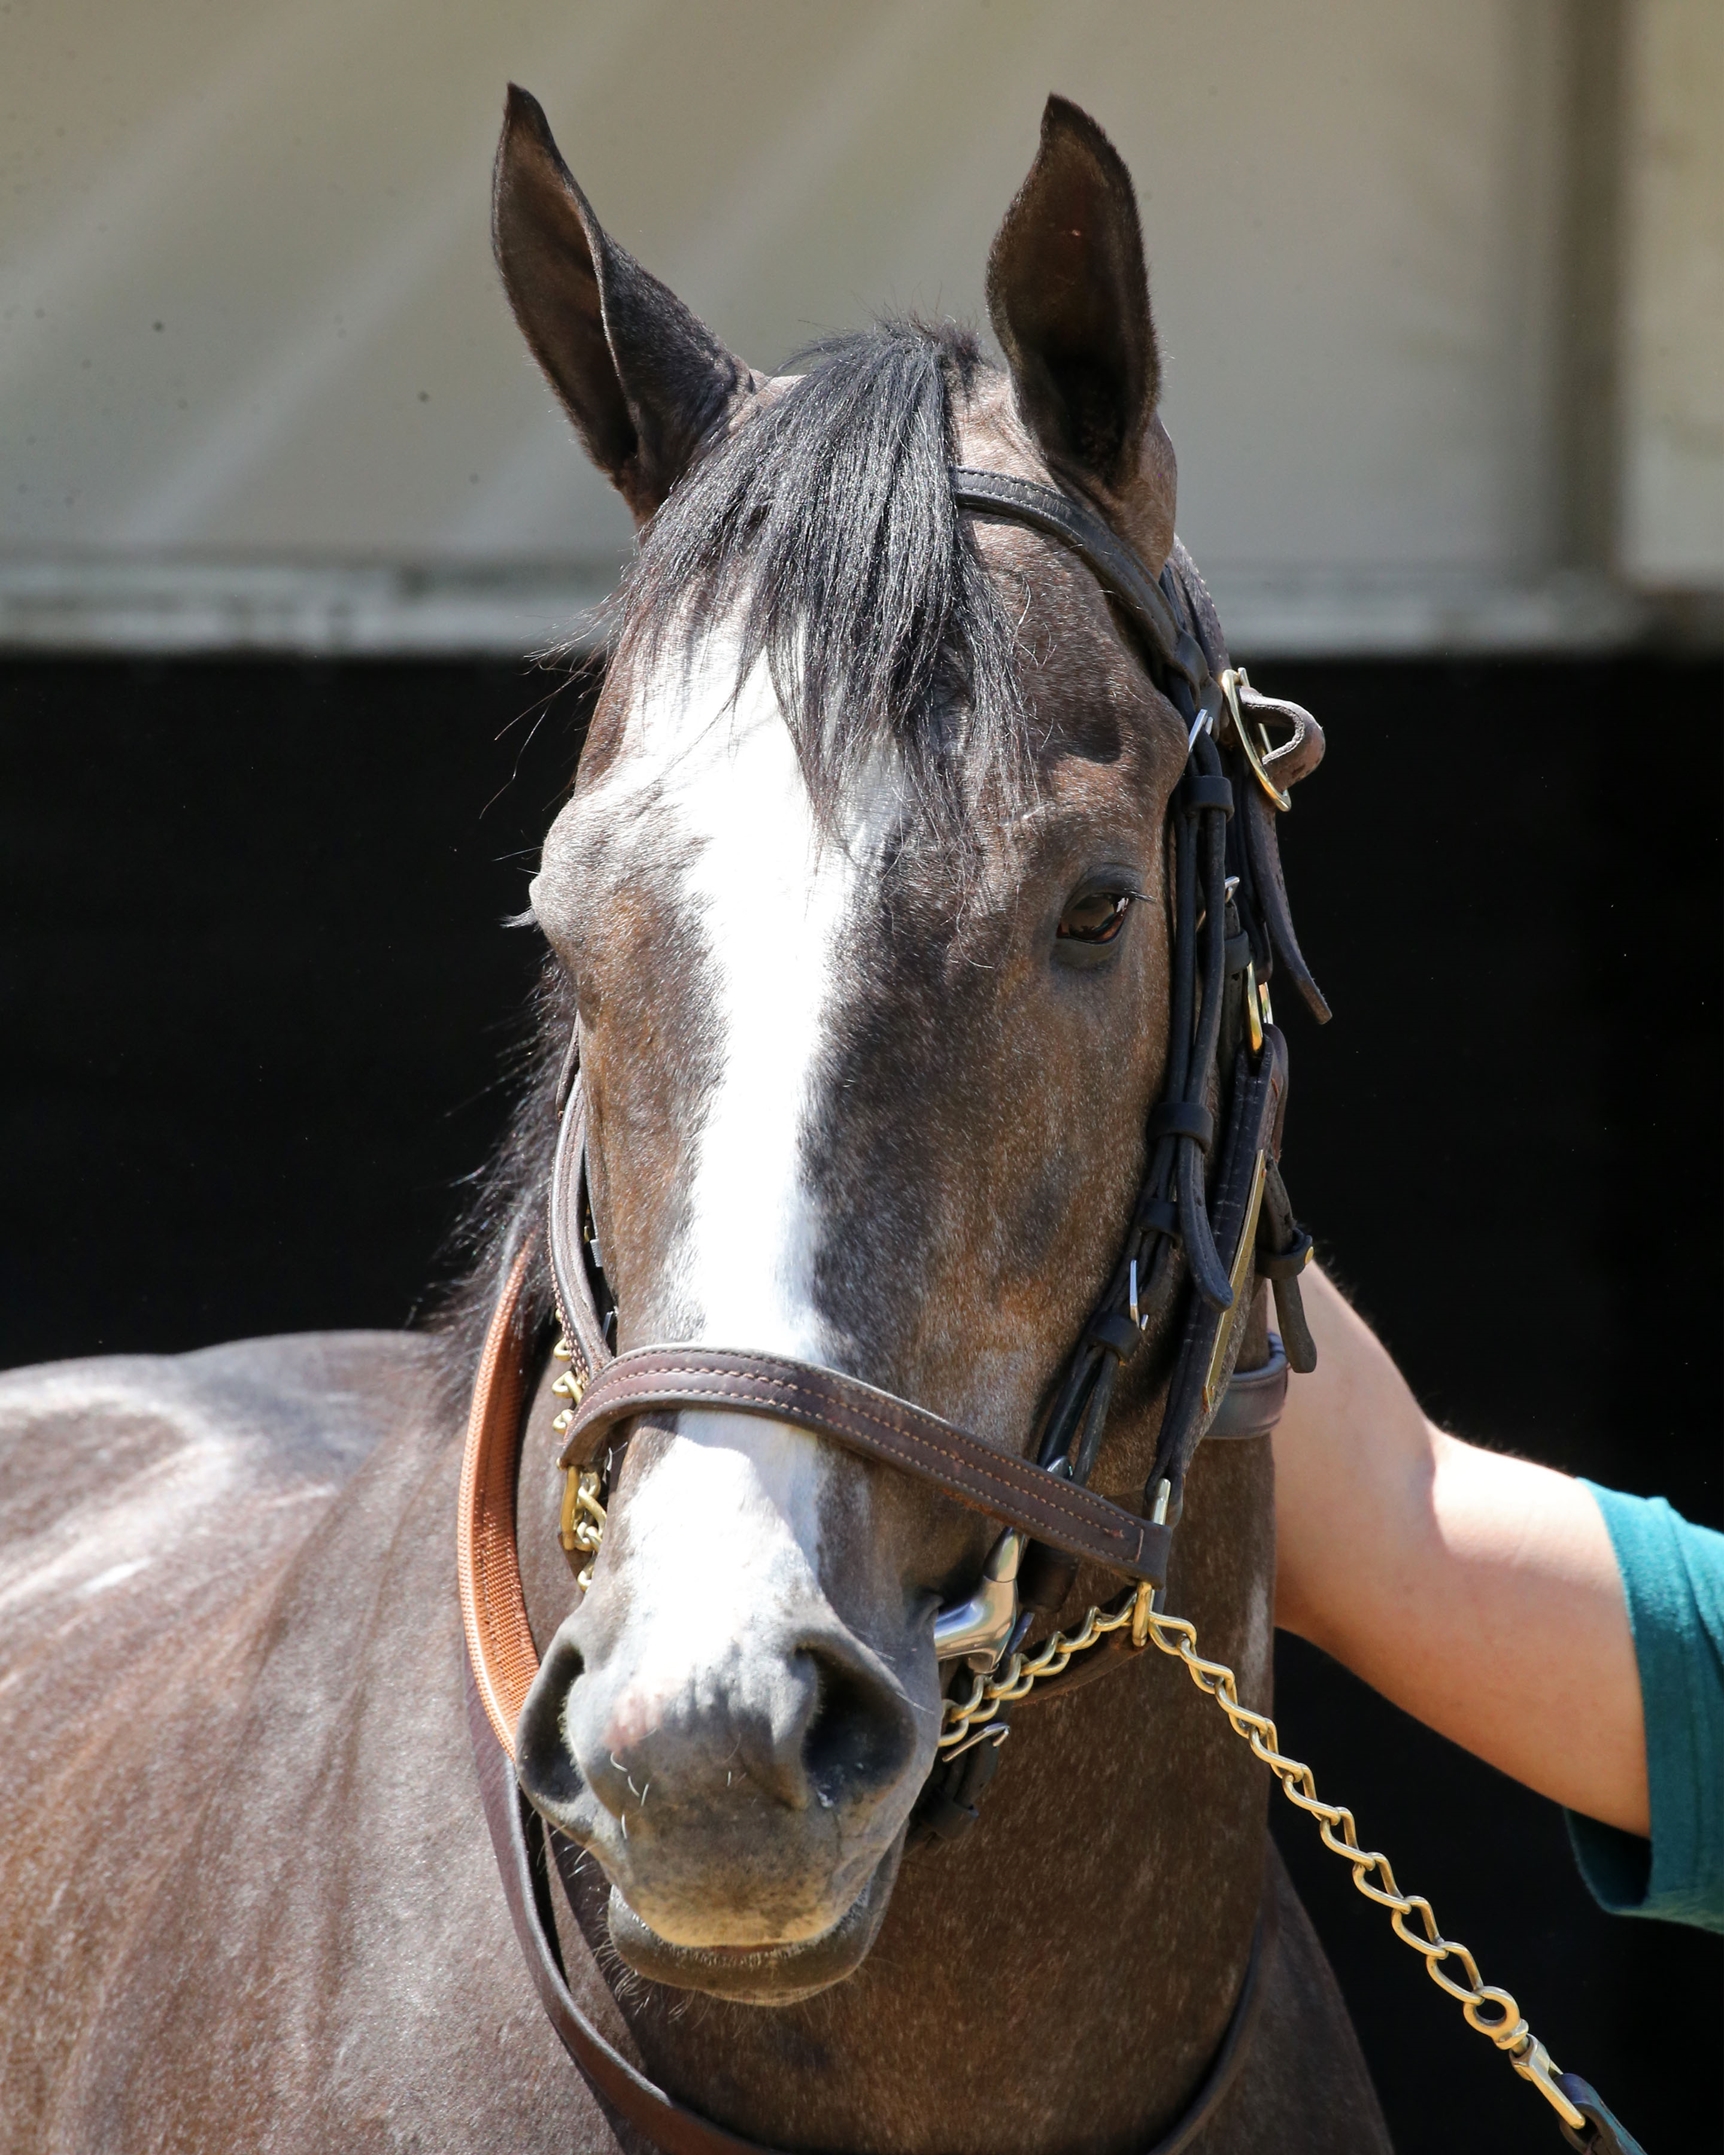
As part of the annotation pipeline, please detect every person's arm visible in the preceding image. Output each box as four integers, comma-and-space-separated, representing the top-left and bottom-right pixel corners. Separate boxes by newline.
1271, 1266, 1649, 1837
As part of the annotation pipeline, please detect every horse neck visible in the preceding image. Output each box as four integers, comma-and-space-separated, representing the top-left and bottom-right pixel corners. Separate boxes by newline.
515, 1373, 1274, 2154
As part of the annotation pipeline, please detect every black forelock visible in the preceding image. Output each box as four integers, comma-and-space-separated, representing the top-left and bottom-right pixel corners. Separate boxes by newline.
611, 319, 1027, 825
438, 325, 1031, 1374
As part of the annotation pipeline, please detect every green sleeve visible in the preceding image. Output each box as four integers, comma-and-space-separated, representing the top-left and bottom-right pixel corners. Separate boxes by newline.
1565, 1484, 1724, 1933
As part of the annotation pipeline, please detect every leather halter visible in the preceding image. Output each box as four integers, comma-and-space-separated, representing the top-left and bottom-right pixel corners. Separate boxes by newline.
458, 463, 1327, 2153
459, 472, 1323, 1760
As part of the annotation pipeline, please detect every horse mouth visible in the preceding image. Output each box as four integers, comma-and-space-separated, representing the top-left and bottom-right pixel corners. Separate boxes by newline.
605, 1838, 904, 2004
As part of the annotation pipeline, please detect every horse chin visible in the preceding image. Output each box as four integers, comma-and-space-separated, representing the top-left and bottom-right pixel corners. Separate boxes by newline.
605, 1836, 904, 2005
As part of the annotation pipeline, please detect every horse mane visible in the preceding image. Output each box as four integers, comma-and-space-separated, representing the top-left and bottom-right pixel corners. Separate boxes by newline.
614, 318, 1027, 828
435, 320, 1034, 1380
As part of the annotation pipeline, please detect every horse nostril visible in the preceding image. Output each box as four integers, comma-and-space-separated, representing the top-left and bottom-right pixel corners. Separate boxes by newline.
515, 1629, 586, 1816
799, 1649, 916, 1808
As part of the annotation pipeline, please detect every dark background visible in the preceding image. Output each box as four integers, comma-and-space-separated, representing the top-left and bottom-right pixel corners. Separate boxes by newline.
2, 652, 1719, 2151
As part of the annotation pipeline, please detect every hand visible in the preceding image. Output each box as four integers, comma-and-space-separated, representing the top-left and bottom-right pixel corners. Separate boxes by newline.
1272, 1267, 1649, 1837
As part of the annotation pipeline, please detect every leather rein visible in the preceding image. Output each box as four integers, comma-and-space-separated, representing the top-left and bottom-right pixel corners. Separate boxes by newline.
457, 465, 1328, 2153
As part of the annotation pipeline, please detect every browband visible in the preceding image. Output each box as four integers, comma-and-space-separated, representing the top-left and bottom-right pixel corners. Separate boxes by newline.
947, 465, 1200, 686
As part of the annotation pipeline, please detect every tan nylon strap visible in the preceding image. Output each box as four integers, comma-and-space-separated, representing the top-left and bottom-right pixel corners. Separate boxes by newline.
456, 1238, 540, 1756
559, 1347, 1173, 1588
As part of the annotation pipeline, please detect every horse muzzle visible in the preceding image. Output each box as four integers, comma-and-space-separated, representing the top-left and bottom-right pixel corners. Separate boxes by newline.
513, 1582, 926, 1989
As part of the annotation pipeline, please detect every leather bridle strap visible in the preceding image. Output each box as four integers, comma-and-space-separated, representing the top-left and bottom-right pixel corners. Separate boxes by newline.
946, 465, 1204, 692
466, 1645, 1275, 2155
560, 1347, 1172, 1589
453, 452, 1302, 2152
457, 1237, 542, 1760
459, 1195, 1279, 1761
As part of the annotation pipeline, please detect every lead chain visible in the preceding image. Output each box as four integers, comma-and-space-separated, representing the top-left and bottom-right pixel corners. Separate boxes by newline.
941, 1596, 1589, 2139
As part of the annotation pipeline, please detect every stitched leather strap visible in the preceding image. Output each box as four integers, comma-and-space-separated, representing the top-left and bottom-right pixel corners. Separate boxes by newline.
1554, 2074, 1648, 2155
1148, 1027, 1288, 1507
458, 1194, 1284, 1761
947, 465, 1200, 689
561, 1347, 1173, 1589
549, 1072, 1184, 1589
467, 1648, 1273, 2155
458, 1238, 542, 1756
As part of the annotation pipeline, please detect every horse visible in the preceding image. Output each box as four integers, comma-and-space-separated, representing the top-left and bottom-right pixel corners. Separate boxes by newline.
0, 93, 1392, 2153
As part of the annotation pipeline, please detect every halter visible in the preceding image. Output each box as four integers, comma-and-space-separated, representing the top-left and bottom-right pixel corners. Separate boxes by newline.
462, 464, 1325, 1761
456, 465, 1325, 2153
455, 467, 1648, 2155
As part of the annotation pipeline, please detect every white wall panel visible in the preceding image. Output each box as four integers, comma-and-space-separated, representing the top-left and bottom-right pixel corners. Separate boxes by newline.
1619, 0, 1724, 584
0, 0, 1714, 647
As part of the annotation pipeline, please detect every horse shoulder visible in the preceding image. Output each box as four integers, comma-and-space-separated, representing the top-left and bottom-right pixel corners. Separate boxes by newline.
0, 1328, 620, 2153
0, 1335, 417, 2140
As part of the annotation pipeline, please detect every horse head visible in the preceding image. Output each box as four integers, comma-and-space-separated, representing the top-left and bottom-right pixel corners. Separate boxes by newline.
498, 90, 1232, 2005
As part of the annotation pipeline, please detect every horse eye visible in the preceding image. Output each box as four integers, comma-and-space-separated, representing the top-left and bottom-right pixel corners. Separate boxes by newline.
1057, 889, 1134, 945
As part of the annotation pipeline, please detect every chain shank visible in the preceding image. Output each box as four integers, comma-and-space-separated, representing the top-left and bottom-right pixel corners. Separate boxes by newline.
938, 1602, 1589, 2137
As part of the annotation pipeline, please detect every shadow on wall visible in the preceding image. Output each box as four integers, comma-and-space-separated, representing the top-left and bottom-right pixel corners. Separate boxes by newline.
0, 652, 1718, 2155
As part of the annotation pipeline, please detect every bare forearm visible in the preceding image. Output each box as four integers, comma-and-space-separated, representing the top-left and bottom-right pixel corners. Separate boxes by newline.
1273, 1269, 1648, 1836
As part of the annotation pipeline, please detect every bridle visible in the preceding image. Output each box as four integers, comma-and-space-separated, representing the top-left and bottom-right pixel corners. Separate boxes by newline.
462, 460, 1325, 1758
455, 462, 1323, 2152
454, 466, 1646, 2155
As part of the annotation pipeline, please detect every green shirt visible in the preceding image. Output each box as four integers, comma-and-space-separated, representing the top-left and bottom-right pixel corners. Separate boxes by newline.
1566, 1484, 1724, 1932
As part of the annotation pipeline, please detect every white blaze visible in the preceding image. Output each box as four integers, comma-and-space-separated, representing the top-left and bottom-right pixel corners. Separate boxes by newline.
582, 634, 899, 1638
676, 672, 860, 1359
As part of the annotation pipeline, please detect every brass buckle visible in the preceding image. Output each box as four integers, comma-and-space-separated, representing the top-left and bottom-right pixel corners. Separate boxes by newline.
1220, 667, 1292, 813
550, 1343, 605, 1588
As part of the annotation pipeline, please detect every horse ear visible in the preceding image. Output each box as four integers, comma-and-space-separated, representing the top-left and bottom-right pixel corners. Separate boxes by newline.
493, 86, 753, 523
987, 97, 1161, 502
